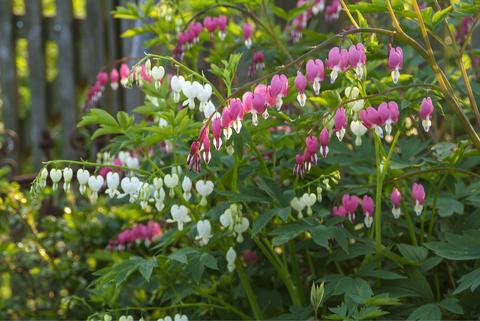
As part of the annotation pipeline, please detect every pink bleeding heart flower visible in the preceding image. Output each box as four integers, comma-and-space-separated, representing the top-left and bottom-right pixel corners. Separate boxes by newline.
229, 98, 244, 134
221, 107, 233, 140
419, 97, 434, 132
243, 23, 254, 48
119, 64, 130, 87
110, 69, 119, 90
252, 86, 268, 121
201, 134, 211, 164
412, 183, 425, 216
269, 74, 288, 110
325, 0, 341, 21
306, 59, 324, 94
342, 194, 358, 223
293, 154, 305, 177
391, 187, 402, 219
217, 16, 227, 39
319, 127, 330, 158
243, 250, 258, 264
332, 205, 347, 218
348, 44, 366, 79
327, 47, 348, 83
334, 108, 347, 141
97, 71, 108, 87
362, 195, 374, 228
212, 114, 223, 150
360, 106, 385, 138
305, 136, 319, 167
255, 84, 275, 114
204, 16, 217, 33
388, 47, 403, 84
187, 140, 201, 172
295, 71, 307, 107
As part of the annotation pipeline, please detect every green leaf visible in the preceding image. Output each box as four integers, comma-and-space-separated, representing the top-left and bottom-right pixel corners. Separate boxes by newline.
168, 248, 198, 264
138, 257, 158, 282
436, 194, 464, 217
252, 209, 277, 236
453, 267, 480, 294
424, 230, 480, 260
398, 244, 428, 262
407, 304, 441, 321
438, 297, 464, 315
432, 5, 452, 26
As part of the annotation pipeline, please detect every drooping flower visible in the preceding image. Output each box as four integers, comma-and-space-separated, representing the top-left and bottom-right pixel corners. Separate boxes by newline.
219, 204, 249, 242
291, 196, 306, 218
197, 83, 212, 113
164, 173, 179, 197
77, 169, 90, 195
170, 75, 184, 103
151, 65, 165, 90
412, 183, 425, 216
305, 136, 319, 167
313, 0, 326, 14
62, 168, 73, 191
419, 97, 434, 132
182, 176, 192, 201
342, 194, 358, 222
350, 120, 368, 146
269, 74, 289, 110
391, 187, 402, 219
226, 247, 237, 272
295, 71, 307, 106
187, 140, 201, 172
332, 205, 346, 219
252, 89, 267, 124
362, 195, 374, 228
120, 176, 141, 202
388, 47, 403, 84
243, 23, 253, 48
293, 154, 305, 177
211, 113, 223, 150
319, 127, 330, 158
306, 59, 324, 95
106, 172, 120, 198
50, 169, 62, 191
345, 87, 364, 112
88, 175, 104, 203
110, 69, 119, 90
217, 16, 227, 40
196, 180, 214, 206
120, 64, 130, 87
167, 204, 191, 231
348, 44, 367, 79
334, 108, 347, 141
196, 220, 212, 246
325, 0, 341, 21
327, 47, 348, 83
360, 106, 384, 138
229, 98, 244, 134
302, 193, 317, 216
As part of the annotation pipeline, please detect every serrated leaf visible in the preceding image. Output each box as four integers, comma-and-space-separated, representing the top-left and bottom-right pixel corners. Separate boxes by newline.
407, 304, 441, 321
453, 267, 480, 294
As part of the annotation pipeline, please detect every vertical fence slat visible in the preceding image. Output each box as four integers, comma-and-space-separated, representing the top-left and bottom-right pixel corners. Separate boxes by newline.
26, 0, 47, 169
0, 0, 19, 162
55, 0, 77, 160
105, 0, 120, 113
86, 0, 105, 84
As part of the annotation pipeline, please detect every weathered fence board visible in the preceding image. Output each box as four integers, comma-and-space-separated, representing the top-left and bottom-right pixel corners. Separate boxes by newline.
55, 0, 78, 160
26, 0, 48, 169
0, 0, 19, 162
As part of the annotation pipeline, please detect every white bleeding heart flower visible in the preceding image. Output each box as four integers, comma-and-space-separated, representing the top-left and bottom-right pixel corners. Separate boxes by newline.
38, 167, 49, 188
167, 204, 191, 231
233, 217, 249, 243
154, 187, 166, 211
290, 197, 306, 218
350, 120, 368, 146
164, 173, 179, 197
182, 176, 192, 201
170, 75, 184, 103
345, 87, 364, 112
173, 314, 188, 321
226, 247, 237, 272
88, 175, 104, 203
195, 219, 212, 246
76, 169, 90, 195
197, 84, 212, 111
106, 172, 120, 198
121, 176, 141, 202
49, 169, 62, 191
181, 80, 198, 110
195, 180, 214, 206
153, 177, 163, 189
62, 168, 73, 191
317, 186, 323, 203
302, 193, 317, 216
158, 117, 168, 127
220, 209, 233, 228
125, 155, 139, 169
203, 101, 216, 119
151, 65, 165, 90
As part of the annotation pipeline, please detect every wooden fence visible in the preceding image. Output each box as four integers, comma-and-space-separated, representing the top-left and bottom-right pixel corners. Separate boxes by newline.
0, 0, 146, 180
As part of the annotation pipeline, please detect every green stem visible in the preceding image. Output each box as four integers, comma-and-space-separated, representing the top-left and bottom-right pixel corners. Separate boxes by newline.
401, 201, 418, 246
427, 175, 447, 239
236, 263, 263, 320
289, 241, 306, 305
373, 134, 383, 256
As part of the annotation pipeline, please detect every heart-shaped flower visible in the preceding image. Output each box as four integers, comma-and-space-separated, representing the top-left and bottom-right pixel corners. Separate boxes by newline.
167, 204, 191, 231
195, 220, 212, 246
